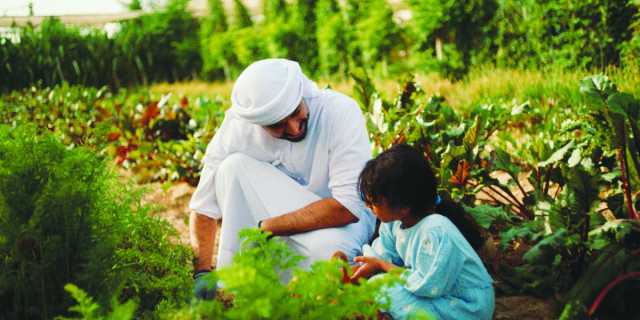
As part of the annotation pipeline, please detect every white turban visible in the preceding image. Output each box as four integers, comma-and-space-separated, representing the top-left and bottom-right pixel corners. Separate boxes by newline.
230, 59, 320, 126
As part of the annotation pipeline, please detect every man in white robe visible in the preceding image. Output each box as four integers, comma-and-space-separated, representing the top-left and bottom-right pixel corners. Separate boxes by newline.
189, 58, 375, 297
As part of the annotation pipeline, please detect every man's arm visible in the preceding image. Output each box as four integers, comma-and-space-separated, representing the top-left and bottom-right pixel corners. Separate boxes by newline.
190, 211, 218, 270
260, 198, 358, 236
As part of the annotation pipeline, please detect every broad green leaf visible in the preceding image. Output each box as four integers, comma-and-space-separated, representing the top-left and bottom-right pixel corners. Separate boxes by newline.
601, 171, 620, 182
579, 75, 616, 106
463, 116, 479, 148
589, 219, 640, 245
445, 122, 466, 137
465, 205, 511, 229
567, 148, 581, 168
538, 140, 574, 167
608, 92, 640, 120
523, 229, 568, 263
607, 93, 640, 121
493, 148, 520, 174
511, 100, 530, 116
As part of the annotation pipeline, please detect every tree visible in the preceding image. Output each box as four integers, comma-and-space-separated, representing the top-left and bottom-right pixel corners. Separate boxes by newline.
408, 0, 497, 78
263, 0, 288, 22
232, 0, 253, 29
316, 0, 347, 76
200, 0, 229, 79
350, 0, 403, 75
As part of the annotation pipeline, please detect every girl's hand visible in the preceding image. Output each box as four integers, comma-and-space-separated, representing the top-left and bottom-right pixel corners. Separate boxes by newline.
350, 256, 396, 283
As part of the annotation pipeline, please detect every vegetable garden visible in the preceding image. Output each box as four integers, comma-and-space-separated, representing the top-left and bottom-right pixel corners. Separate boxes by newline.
2, 0, 640, 319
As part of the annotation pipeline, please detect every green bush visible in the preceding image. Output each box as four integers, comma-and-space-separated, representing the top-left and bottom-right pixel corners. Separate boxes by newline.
315, 0, 349, 77
53, 229, 422, 319
621, 6, 640, 70
349, 0, 403, 76
0, 18, 116, 91
0, 0, 200, 91
0, 125, 192, 319
230, 0, 253, 29
493, 0, 637, 70
199, 0, 229, 80
165, 229, 408, 319
114, 0, 201, 85
0, 85, 225, 185
408, 0, 497, 79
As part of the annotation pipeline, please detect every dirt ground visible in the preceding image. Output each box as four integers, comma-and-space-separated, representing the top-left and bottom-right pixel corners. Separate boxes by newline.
143, 181, 558, 319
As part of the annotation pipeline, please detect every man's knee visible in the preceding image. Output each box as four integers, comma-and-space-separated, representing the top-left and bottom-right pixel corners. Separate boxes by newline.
217, 153, 254, 178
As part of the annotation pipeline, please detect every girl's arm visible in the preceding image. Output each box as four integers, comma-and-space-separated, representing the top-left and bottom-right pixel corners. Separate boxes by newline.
350, 255, 400, 282
351, 223, 403, 282
404, 227, 465, 298
362, 223, 403, 265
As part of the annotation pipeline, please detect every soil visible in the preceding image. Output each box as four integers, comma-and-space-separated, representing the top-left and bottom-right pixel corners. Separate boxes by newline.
494, 296, 557, 320
143, 181, 558, 319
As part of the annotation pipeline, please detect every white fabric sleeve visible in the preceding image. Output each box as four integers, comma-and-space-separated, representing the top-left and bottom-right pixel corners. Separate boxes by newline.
188, 115, 233, 218
327, 98, 372, 221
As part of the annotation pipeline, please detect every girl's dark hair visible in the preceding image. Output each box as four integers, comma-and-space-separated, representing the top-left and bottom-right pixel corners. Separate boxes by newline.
358, 144, 485, 250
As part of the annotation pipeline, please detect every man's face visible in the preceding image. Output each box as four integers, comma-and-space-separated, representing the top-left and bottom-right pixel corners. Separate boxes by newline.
262, 100, 309, 142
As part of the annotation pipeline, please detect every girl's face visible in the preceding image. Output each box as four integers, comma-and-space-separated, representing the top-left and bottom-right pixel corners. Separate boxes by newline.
366, 198, 410, 223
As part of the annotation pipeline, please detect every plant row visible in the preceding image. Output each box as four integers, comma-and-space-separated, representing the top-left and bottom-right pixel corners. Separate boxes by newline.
2, 0, 640, 91
0, 84, 225, 186
0, 0, 200, 91
352, 71, 640, 318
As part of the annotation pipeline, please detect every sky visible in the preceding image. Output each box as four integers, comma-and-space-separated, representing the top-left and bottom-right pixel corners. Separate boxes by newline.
0, 0, 146, 16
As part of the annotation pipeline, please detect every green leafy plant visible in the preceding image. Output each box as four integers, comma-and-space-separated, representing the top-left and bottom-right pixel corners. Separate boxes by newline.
0, 125, 192, 319
580, 75, 640, 219
167, 229, 408, 319
56, 284, 137, 320
0, 85, 225, 185
0, 0, 200, 91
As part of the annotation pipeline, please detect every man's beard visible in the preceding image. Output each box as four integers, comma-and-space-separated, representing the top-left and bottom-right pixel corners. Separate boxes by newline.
281, 119, 308, 142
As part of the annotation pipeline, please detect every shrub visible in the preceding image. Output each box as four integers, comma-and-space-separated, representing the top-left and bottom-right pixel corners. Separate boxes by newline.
0, 0, 200, 91
408, 0, 496, 79
115, 0, 201, 85
315, 0, 348, 77
0, 125, 192, 319
230, 0, 253, 29
492, 0, 637, 70
166, 229, 408, 319
0, 85, 225, 185
199, 0, 229, 80
0, 18, 117, 91
347, 0, 404, 76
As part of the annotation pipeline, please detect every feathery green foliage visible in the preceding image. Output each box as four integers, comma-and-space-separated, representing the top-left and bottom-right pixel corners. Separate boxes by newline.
231, 0, 253, 29
0, 125, 192, 319
166, 229, 408, 319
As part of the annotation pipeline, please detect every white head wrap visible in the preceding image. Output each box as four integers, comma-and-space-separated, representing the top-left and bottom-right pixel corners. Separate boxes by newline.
230, 58, 320, 126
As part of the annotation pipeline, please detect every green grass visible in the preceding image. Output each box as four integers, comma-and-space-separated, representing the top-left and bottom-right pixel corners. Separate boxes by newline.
151, 67, 640, 113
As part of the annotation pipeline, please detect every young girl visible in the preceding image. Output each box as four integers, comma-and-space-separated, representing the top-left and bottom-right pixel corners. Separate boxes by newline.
342, 144, 494, 320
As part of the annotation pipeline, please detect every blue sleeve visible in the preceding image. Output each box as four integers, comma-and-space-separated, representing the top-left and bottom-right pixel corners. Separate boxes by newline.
362, 223, 404, 266
403, 227, 464, 298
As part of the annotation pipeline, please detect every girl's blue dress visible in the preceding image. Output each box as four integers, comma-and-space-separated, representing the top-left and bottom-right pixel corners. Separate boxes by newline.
362, 214, 494, 320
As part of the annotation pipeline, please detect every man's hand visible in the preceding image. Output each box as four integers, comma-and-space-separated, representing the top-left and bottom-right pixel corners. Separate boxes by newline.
260, 198, 358, 236
193, 270, 217, 300
350, 256, 397, 283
